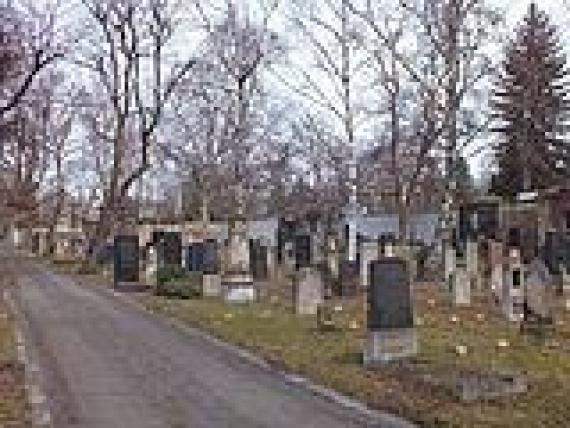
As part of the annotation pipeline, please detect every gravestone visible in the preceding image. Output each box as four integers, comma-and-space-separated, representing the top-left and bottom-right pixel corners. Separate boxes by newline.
222, 273, 257, 303
202, 273, 222, 297
489, 240, 505, 301
363, 258, 416, 365
187, 242, 206, 272
443, 242, 456, 292
466, 240, 481, 291
360, 240, 379, 289
453, 264, 471, 306
144, 246, 158, 286
294, 267, 324, 315
544, 231, 565, 275
502, 249, 525, 322
277, 217, 296, 264
249, 239, 268, 280
295, 234, 312, 269
113, 235, 140, 285
339, 260, 359, 297
525, 258, 553, 320
155, 231, 182, 268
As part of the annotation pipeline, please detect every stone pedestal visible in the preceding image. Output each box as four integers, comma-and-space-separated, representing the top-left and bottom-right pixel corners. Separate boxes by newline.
294, 267, 324, 315
222, 273, 256, 303
202, 274, 222, 297
363, 328, 417, 365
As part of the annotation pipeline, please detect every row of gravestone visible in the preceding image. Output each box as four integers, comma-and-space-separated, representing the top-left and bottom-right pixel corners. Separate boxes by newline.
100, 233, 273, 285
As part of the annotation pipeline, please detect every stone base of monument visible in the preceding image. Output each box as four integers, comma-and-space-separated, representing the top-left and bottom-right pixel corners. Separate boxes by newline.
202, 274, 222, 297
363, 328, 417, 366
222, 273, 256, 303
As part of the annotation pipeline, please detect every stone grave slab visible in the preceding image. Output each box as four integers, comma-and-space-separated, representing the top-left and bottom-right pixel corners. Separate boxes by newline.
202, 274, 222, 297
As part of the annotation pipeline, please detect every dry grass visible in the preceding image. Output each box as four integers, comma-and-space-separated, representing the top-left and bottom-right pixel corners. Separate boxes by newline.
138, 280, 570, 427
0, 258, 28, 428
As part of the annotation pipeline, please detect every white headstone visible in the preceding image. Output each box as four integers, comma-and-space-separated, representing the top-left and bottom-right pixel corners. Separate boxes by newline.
454, 266, 471, 306
202, 274, 222, 297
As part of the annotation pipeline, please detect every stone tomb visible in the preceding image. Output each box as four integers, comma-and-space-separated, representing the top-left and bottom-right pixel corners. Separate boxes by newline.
363, 258, 416, 365
113, 235, 140, 286
294, 266, 324, 316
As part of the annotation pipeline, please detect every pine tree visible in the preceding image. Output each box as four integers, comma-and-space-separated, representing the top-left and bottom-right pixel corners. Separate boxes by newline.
492, 2, 570, 198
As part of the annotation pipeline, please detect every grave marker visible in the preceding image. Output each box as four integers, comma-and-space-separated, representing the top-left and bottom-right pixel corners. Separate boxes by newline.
294, 267, 324, 315
113, 235, 140, 285
363, 258, 416, 365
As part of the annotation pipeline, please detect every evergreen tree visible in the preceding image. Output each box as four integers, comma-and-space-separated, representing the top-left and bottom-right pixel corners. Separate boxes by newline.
491, 2, 570, 198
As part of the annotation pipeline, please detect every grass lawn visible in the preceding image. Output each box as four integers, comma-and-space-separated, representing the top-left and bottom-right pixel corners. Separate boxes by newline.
137, 282, 570, 427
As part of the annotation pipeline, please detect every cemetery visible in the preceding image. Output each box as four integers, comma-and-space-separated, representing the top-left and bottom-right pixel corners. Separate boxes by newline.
10, 183, 569, 425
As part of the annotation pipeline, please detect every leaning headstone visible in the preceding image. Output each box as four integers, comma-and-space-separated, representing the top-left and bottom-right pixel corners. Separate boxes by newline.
294, 267, 324, 315
363, 258, 416, 365
113, 235, 140, 286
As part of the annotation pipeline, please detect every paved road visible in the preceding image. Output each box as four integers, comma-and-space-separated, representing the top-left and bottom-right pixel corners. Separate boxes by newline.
8, 253, 409, 428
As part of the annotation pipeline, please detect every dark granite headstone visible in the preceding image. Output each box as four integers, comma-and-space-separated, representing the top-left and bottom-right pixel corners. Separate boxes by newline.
476, 202, 499, 239
544, 231, 565, 275
187, 243, 206, 272
368, 258, 413, 330
203, 239, 219, 274
278, 217, 296, 263
156, 231, 182, 268
295, 234, 311, 269
113, 235, 139, 283
249, 239, 268, 280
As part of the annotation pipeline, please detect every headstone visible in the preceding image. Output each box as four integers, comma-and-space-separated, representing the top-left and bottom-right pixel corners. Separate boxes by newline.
294, 267, 324, 315
227, 223, 250, 273
113, 235, 140, 285
295, 234, 312, 269
202, 273, 222, 297
339, 260, 359, 297
364, 258, 416, 365
155, 231, 182, 268
443, 242, 456, 291
466, 240, 481, 291
502, 249, 525, 322
249, 239, 268, 280
525, 259, 553, 320
544, 231, 565, 275
453, 264, 471, 306
489, 240, 504, 300
360, 240, 379, 289
144, 246, 158, 285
